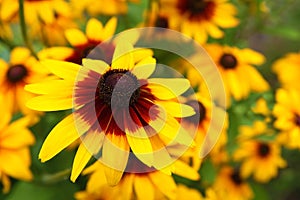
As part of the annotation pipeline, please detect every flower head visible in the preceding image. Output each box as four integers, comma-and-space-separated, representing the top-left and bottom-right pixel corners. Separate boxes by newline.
159, 0, 239, 43
26, 42, 195, 186
234, 121, 286, 183
272, 52, 300, 90
0, 0, 71, 25
273, 88, 300, 149
0, 115, 36, 193
0, 47, 48, 116
205, 44, 269, 104
39, 17, 118, 65
75, 153, 199, 200
213, 166, 253, 200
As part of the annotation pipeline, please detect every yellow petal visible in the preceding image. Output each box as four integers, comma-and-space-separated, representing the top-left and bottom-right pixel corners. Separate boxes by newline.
10, 47, 31, 64
1, 128, 35, 149
86, 18, 104, 42
206, 23, 223, 38
41, 59, 80, 81
240, 48, 266, 65
149, 172, 176, 199
38, 47, 75, 61
65, 29, 88, 46
0, 0, 18, 21
111, 42, 134, 70
126, 126, 154, 166
103, 17, 118, 40
173, 160, 200, 180
244, 65, 269, 91
131, 57, 156, 79
147, 78, 191, 100
149, 134, 173, 173
0, 148, 33, 181
26, 94, 73, 111
131, 48, 153, 63
82, 58, 109, 74
25, 80, 73, 95
134, 176, 155, 200
70, 143, 92, 182
156, 101, 195, 118
113, 28, 139, 46
38, 3, 54, 24
39, 114, 80, 162
102, 134, 129, 186
225, 70, 244, 100
149, 107, 195, 147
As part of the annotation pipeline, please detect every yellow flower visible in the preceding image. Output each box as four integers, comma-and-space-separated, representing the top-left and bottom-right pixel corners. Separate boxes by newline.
273, 88, 300, 149
26, 42, 195, 186
34, 7, 77, 46
0, 47, 48, 116
272, 52, 300, 90
234, 121, 286, 183
75, 154, 199, 200
70, 0, 137, 17
181, 92, 228, 169
38, 17, 118, 65
159, 0, 239, 44
142, 1, 170, 29
0, 0, 71, 25
213, 166, 253, 200
205, 44, 269, 103
0, 115, 36, 193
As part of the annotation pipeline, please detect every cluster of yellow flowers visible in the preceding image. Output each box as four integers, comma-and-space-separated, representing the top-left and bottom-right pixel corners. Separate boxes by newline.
0, 0, 299, 199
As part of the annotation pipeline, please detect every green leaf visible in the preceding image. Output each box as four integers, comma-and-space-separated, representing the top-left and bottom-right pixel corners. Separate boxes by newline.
6, 181, 79, 200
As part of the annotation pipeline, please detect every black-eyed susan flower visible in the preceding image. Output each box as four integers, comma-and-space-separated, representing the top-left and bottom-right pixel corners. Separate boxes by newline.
159, 0, 239, 44
143, 1, 170, 29
213, 166, 253, 200
205, 44, 269, 104
70, 0, 137, 17
26, 42, 195, 186
0, 115, 36, 193
35, 7, 77, 46
234, 121, 286, 183
181, 91, 228, 169
75, 153, 199, 200
273, 88, 300, 149
0, 0, 71, 25
272, 52, 300, 90
0, 47, 48, 116
38, 17, 118, 65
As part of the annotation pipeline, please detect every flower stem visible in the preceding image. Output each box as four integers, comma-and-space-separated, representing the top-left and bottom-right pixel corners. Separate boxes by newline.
36, 169, 71, 185
18, 0, 38, 59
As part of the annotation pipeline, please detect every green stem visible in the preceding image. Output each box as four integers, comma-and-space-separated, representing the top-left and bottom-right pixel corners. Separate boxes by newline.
36, 169, 71, 185
18, 0, 38, 59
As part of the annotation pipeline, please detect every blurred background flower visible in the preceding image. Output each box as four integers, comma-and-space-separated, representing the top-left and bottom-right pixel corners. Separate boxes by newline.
0, 0, 300, 199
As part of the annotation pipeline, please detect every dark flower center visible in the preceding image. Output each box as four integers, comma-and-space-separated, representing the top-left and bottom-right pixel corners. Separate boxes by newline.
98, 69, 140, 108
184, 100, 206, 124
230, 169, 243, 185
155, 16, 169, 28
177, 0, 215, 21
219, 53, 238, 69
258, 143, 270, 157
294, 114, 300, 126
6, 64, 28, 83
